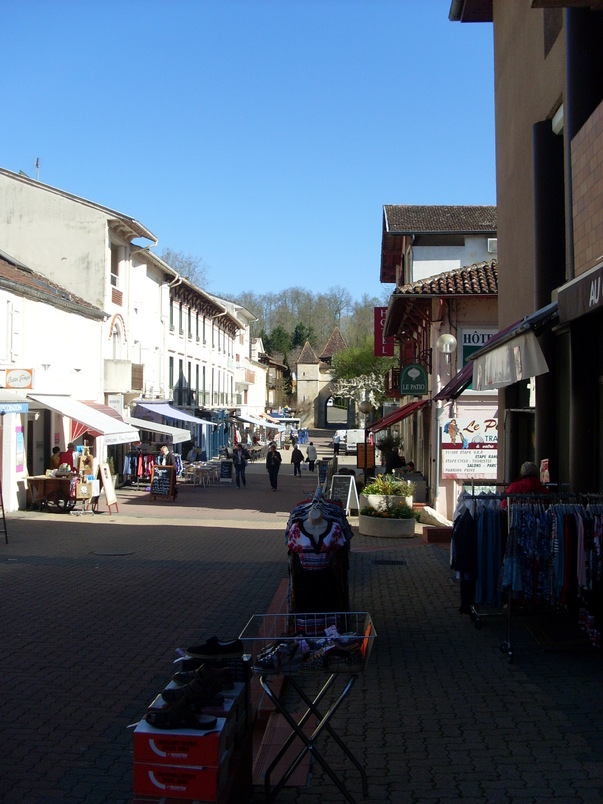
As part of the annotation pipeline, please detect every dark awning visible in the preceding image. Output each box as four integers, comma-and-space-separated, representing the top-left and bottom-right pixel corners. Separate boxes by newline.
471, 301, 558, 390
369, 400, 428, 433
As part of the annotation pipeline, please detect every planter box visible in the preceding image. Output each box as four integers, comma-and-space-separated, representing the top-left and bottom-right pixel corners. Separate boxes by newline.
358, 514, 416, 538
359, 493, 413, 511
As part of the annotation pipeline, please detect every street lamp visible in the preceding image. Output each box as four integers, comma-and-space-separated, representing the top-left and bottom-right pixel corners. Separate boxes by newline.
358, 398, 374, 484
436, 333, 457, 364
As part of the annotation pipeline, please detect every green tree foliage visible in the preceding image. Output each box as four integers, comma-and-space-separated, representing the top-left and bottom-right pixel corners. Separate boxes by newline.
330, 336, 396, 381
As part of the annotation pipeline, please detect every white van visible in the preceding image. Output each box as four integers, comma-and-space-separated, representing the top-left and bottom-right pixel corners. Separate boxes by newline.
343, 429, 366, 455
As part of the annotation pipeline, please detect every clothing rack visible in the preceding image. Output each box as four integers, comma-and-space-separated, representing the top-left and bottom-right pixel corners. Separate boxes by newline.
452, 488, 602, 662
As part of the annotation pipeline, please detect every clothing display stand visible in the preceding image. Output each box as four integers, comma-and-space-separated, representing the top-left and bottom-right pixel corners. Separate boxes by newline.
453, 487, 603, 663
240, 611, 375, 804
0, 481, 7, 544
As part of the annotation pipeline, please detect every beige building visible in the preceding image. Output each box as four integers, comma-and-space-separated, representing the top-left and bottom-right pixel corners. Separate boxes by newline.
450, 1, 603, 491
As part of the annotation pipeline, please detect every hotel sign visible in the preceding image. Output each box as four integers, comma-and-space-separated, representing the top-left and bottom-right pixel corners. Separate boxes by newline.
558, 261, 603, 323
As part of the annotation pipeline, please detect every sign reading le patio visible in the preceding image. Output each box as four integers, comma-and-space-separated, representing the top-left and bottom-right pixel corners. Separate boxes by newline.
400, 363, 428, 396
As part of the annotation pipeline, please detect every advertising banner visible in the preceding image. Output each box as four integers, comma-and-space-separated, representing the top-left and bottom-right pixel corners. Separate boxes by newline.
441, 415, 498, 479
374, 307, 394, 357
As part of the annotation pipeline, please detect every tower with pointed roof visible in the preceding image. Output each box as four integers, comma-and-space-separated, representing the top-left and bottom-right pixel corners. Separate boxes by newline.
295, 328, 348, 427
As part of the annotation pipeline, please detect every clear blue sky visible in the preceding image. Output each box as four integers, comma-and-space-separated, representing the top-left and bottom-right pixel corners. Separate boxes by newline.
3, 0, 495, 302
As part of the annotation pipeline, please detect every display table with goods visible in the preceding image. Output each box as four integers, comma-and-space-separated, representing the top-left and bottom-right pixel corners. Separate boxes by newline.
26, 473, 99, 513
240, 611, 376, 804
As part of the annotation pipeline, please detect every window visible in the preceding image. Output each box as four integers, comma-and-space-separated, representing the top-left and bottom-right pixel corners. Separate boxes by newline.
202, 365, 206, 406
195, 364, 199, 404
169, 299, 174, 331
203, 315, 206, 343
169, 356, 174, 390
187, 361, 192, 405
110, 244, 121, 288
179, 302, 183, 335
188, 307, 192, 338
196, 312, 200, 341
178, 359, 184, 405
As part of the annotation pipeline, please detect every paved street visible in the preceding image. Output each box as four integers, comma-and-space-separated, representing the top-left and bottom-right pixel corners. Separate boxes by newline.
1, 432, 602, 803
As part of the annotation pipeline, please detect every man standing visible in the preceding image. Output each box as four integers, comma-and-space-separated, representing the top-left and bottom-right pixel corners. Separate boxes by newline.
266, 444, 282, 491
333, 432, 341, 456
306, 442, 317, 472
159, 444, 178, 497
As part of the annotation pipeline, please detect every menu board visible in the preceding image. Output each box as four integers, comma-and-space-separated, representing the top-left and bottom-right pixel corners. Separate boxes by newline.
328, 474, 359, 515
99, 462, 118, 512
220, 460, 233, 482
150, 465, 176, 500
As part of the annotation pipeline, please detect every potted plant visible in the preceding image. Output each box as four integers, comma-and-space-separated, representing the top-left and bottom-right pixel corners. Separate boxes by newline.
358, 502, 416, 538
359, 474, 415, 511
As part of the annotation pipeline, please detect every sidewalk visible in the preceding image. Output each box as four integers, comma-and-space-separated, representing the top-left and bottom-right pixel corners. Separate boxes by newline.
0, 435, 602, 802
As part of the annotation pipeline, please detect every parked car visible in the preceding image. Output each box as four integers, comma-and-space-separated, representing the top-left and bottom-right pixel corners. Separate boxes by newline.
344, 429, 366, 455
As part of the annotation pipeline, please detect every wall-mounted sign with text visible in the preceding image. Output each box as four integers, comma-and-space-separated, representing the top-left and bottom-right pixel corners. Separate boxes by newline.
400, 363, 428, 396
6, 368, 33, 389
374, 307, 395, 357
441, 415, 498, 479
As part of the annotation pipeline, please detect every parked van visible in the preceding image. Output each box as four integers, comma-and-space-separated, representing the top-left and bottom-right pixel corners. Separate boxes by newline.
343, 429, 366, 455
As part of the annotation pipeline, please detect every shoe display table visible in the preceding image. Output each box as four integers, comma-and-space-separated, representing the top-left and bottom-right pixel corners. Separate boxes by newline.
240, 611, 375, 803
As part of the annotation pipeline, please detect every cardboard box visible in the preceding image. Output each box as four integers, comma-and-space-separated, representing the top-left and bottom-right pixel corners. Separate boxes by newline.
133, 756, 229, 801
134, 717, 228, 767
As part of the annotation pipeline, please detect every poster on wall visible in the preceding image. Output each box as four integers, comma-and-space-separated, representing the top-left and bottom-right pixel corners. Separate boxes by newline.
16, 426, 25, 473
441, 415, 498, 479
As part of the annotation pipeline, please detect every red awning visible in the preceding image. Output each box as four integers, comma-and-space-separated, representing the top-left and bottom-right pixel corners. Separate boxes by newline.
432, 361, 474, 402
369, 400, 428, 433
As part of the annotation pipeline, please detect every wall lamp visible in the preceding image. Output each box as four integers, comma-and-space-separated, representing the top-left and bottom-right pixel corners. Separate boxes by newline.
436, 333, 457, 364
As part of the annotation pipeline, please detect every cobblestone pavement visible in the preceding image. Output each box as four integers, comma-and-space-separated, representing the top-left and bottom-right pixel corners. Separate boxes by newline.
1, 434, 601, 803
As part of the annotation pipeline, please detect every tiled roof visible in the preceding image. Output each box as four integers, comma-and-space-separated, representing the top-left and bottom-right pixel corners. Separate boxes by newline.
297, 341, 320, 365
0, 251, 105, 318
384, 205, 497, 234
319, 327, 347, 360
395, 260, 498, 296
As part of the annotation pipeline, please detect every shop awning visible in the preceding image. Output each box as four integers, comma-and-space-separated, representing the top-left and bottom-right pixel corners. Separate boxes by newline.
369, 400, 428, 433
136, 402, 216, 427
27, 394, 140, 445
236, 414, 272, 428
432, 360, 474, 402
471, 302, 558, 391
123, 416, 191, 445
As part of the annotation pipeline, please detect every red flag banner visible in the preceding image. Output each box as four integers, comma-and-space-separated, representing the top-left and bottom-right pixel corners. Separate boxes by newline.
374, 307, 394, 357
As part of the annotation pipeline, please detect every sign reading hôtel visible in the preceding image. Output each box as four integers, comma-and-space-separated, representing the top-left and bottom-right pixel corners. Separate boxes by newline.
558, 261, 603, 323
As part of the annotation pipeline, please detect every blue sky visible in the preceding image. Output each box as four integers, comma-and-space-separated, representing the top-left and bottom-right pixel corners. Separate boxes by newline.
3, 0, 495, 302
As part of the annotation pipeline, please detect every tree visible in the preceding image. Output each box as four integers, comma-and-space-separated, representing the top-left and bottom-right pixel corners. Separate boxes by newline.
330, 336, 397, 420
161, 248, 210, 288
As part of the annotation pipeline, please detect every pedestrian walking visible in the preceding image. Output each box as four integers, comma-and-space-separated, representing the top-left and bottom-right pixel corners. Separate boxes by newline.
306, 442, 317, 472
266, 444, 282, 491
233, 444, 248, 488
291, 445, 304, 477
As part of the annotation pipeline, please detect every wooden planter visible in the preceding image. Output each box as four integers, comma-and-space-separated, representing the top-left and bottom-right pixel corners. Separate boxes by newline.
358, 514, 416, 538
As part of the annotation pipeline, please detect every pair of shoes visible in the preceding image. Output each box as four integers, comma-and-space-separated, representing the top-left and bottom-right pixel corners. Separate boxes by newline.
172, 663, 233, 690
186, 635, 244, 660
146, 697, 217, 731
162, 672, 225, 706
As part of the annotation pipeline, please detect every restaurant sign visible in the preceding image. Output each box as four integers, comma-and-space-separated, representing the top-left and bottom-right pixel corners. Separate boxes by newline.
400, 363, 428, 396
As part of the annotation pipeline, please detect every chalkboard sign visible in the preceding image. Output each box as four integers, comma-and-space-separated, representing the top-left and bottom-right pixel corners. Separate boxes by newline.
220, 460, 233, 482
329, 474, 359, 515
150, 464, 176, 501
356, 443, 375, 470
